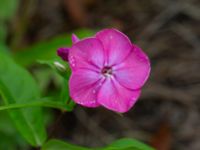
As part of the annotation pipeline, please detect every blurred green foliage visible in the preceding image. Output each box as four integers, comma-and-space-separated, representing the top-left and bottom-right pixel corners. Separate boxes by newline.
0, 23, 6, 43
103, 138, 155, 150
0, 0, 19, 20
42, 139, 90, 150
13, 29, 95, 67
0, 0, 19, 44
0, 112, 29, 150
42, 138, 154, 150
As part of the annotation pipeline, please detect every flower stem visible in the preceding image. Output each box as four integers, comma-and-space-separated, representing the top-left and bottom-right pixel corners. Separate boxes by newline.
0, 97, 71, 111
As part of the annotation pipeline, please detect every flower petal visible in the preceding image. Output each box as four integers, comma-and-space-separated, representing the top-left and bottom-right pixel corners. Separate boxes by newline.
69, 69, 104, 107
95, 28, 132, 66
69, 38, 105, 71
113, 44, 150, 90
71, 34, 80, 44
97, 78, 141, 113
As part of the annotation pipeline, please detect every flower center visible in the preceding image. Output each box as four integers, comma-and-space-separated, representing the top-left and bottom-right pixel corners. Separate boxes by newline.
101, 66, 113, 77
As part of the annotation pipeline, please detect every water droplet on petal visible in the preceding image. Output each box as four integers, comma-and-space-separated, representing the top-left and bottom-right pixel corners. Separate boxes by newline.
69, 56, 76, 67
92, 89, 96, 94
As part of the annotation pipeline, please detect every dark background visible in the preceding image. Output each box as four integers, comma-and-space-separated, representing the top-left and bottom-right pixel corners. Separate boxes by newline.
3, 0, 200, 150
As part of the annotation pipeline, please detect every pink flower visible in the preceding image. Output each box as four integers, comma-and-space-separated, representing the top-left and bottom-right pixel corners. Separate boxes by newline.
57, 29, 150, 113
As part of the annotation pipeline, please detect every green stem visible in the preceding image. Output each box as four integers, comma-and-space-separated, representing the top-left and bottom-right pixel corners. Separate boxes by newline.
0, 97, 70, 111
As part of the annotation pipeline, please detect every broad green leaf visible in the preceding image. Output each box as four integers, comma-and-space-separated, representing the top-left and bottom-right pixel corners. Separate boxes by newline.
42, 138, 154, 150
42, 139, 90, 150
13, 29, 95, 67
0, 52, 47, 146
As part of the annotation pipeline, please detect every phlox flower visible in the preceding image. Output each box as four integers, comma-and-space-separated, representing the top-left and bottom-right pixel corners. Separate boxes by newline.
57, 29, 150, 113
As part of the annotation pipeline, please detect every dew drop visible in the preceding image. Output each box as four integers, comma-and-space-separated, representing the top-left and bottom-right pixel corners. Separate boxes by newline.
69, 56, 76, 67
92, 89, 96, 94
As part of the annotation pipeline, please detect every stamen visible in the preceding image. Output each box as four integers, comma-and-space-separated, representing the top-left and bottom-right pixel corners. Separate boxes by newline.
101, 66, 113, 77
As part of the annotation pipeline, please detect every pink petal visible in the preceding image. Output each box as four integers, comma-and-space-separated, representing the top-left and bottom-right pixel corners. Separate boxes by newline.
69, 69, 104, 107
113, 44, 151, 90
68, 38, 105, 72
95, 28, 132, 66
97, 78, 141, 113
71, 34, 80, 44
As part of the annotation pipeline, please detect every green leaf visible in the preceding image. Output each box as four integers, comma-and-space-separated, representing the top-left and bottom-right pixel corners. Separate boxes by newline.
0, 44, 9, 52
42, 139, 91, 150
42, 138, 154, 150
0, 52, 47, 146
103, 138, 155, 150
13, 29, 95, 67
0, 112, 29, 150
0, 0, 19, 20
0, 23, 7, 44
